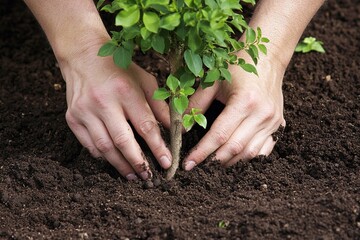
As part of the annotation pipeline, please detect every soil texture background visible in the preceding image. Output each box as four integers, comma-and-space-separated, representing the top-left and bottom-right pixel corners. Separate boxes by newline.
0, 0, 359, 239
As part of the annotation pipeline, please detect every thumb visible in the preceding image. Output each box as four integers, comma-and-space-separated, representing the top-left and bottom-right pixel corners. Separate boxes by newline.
188, 83, 219, 114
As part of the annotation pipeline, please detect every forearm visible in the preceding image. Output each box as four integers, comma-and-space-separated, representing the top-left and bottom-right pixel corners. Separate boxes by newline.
248, 0, 325, 68
24, 0, 109, 62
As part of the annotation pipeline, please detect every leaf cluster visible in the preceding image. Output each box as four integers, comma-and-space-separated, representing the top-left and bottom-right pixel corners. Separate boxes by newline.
295, 37, 325, 53
97, 0, 267, 131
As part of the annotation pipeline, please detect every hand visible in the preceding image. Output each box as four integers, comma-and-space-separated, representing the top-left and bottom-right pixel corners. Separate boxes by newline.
183, 54, 286, 170
59, 41, 171, 180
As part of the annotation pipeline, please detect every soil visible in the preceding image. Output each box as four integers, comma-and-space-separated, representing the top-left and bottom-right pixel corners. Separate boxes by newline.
1, 0, 359, 239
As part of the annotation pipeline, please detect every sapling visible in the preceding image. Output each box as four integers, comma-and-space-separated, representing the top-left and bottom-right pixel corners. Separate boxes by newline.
97, 0, 268, 180
295, 37, 325, 53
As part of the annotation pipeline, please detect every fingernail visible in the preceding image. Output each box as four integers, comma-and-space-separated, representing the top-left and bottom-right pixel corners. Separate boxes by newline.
184, 161, 196, 171
126, 173, 138, 181
159, 155, 171, 169
140, 171, 150, 180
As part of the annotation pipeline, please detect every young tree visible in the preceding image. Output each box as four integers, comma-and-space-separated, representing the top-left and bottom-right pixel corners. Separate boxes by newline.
97, 0, 268, 180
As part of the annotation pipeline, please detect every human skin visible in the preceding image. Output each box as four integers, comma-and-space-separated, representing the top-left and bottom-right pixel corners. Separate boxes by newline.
24, 0, 325, 177
183, 0, 325, 170
24, 0, 172, 180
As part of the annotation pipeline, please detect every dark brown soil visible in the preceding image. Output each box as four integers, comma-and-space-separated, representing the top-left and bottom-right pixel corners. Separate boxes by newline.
1, 0, 359, 239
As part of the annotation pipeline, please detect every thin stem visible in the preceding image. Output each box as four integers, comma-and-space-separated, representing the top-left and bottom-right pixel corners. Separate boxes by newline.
165, 102, 182, 180
165, 43, 184, 180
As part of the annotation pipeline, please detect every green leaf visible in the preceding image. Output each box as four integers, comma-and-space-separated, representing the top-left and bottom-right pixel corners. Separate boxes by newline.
205, 0, 217, 9
295, 37, 325, 53
261, 37, 270, 43
96, 0, 105, 9
113, 46, 132, 69
140, 38, 152, 52
256, 27, 262, 40
194, 113, 207, 129
173, 95, 189, 114
239, 63, 258, 76
184, 49, 203, 77
160, 13, 181, 30
175, 23, 187, 41
179, 72, 196, 88
98, 41, 117, 56
115, 5, 140, 27
311, 42, 325, 53
258, 44, 267, 55
140, 27, 152, 39
166, 74, 180, 92
143, 11, 160, 33
229, 39, 242, 51
203, 55, 215, 69
213, 48, 229, 60
204, 68, 220, 83
245, 27, 256, 43
218, 220, 230, 228
144, 0, 169, 8
183, 114, 195, 132
247, 45, 259, 64
151, 35, 165, 54
220, 0, 241, 10
242, 0, 255, 5
181, 87, 195, 96
219, 68, 231, 82
187, 28, 202, 53
153, 88, 171, 100
184, 0, 193, 7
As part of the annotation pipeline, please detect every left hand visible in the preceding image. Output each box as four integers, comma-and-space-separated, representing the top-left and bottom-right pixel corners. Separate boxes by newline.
183, 54, 286, 170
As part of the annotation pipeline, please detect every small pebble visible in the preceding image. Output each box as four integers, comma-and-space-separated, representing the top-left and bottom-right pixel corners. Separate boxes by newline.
135, 218, 143, 224
73, 174, 83, 181
153, 178, 161, 187
260, 184, 268, 191
144, 180, 154, 189
72, 193, 82, 202
53, 83, 62, 91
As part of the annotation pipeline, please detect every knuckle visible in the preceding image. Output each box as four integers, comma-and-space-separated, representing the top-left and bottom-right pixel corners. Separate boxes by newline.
139, 119, 157, 136
261, 105, 276, 121
70, 96, 89, 114
86, 146, 101, 158
227, 140, 245, 156
89, 90, 108, 109
94, 138, 113, 153
113, 79, 133, 96
189, 146, 209, 163
65, 110, 77, 126
242, 91, 259, 111
213, 128, 229, 146
244, 147, 260, 159
113, 132, 131, 149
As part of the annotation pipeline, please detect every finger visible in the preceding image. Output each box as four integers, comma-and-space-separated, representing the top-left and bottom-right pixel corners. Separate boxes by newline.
124, 98, 172, 170
214, 117, 264, 164
99, 112, 153, 180
182, 101, 248, 171
222, 130, 269, 167
67, 111, 137, 180
224, 122, 285, 167
258, 135, 276, 156
132, 63, 171, 128
187, 84, 218, 113
65, 111, 102, 158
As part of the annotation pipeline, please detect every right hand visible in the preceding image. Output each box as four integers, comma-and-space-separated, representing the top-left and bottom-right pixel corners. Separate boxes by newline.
59, 41, 171, 181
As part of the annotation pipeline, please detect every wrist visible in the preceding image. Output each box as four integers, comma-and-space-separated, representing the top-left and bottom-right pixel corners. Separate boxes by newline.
52, 26, 110, 65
